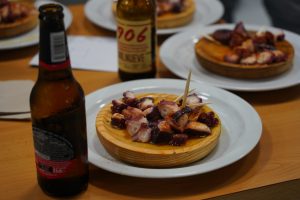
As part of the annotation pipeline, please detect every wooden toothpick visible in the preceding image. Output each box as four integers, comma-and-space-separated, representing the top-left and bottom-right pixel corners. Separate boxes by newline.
181, 69, 192, 108
174, 88, 196, 102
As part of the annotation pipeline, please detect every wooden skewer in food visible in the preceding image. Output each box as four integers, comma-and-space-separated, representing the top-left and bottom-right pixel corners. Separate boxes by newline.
181, 69, 192, 108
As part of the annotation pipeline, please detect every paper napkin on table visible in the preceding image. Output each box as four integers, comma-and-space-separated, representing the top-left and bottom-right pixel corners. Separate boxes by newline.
30, 36, 118, 72
0, 80, 34, 120
0, 113, 31, 120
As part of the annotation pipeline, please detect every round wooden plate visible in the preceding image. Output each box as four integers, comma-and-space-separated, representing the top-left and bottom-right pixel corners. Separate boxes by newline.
157, 0, 195, 29
195, 37, 294, 79
0, 2, 38, 38
95, 93, 221, 168
112, 0, 195, 29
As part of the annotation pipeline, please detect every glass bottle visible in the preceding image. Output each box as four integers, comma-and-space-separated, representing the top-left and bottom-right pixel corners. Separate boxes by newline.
116, 0, 157, 81
29, 4, 88, 197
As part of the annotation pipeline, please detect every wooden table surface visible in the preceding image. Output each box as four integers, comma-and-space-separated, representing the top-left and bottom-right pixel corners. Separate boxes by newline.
0, 4, 300, 200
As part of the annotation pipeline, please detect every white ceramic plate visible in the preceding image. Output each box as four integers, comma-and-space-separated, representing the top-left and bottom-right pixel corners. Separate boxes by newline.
86, 79, 262, 178
0, 0, 73, 50
160, 24, 300, 91
84, 0, 224, 35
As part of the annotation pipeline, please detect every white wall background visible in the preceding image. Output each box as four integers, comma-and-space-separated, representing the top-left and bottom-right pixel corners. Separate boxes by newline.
233, 0, 271, 26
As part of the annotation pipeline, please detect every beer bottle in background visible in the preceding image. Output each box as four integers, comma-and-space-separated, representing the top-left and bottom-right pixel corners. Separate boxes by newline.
116, 0, 156, 81
30, 4, 88, 196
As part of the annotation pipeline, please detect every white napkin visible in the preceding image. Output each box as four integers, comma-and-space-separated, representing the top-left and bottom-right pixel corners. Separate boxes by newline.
0, 113, 31, 120
0, 80, 34, 113
0, 80, 34, 120
30, 36, 118, 72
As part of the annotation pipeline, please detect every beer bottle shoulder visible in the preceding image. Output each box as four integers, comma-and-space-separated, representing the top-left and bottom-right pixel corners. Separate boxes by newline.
117, 0, 155, 20
30, 78, 85, 118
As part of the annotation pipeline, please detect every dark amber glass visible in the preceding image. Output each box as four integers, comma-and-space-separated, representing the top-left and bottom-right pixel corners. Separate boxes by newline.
30, 4, 88, 197
117, 0, 156, 81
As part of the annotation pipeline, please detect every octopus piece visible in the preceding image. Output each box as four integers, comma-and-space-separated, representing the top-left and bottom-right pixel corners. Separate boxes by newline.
186, 96, 206, 114
234, 46, 253, 59
123, 91, 139, 108
143, 106, 163, 122
254, 31, 276, 47
157, 0, 184, 15
229, 32, 247, 48
0, 3, 10, 22
0, 1, 29, 23
151, 120, 174, 144
228, 22, 250, 48
178, 93, 203, 109
111, 113, 126, 129
170, 0, 184, 13
138, 97, 154, 111
224, 53, 240, 64
256, 51, 274, 64
253, 35, 267, 46
198, 112, 219, 128
132, 123, 152, 143
122, 106, 144, 120
157, 100, 180, 118
272, 50, 287, 62
170, 134, 188, 146
157, 1, 173, 15
172, 106, 192, 122
184, 121, 211, 137
254, 43, 276, 52
275, 32, 285, 42
125, 116, 148, 137
211, 29, 232, 45
188, 106, 205, 121
233, 39, 255, 59
111, 99, 128, 114
233, 21, 250, 39
240, 39, 255, 53
264, 31, 275, 45
123, 90, 135, 99
240, 54, 257, 65
158, 120, 173, 133
166, 107, 192, 132
151, 130, 173, 144
185, 93, 202, 106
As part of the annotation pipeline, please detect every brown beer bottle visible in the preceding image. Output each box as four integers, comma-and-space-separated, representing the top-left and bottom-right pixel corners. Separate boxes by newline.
29, 4, 88, 196
116, 0, 156, 81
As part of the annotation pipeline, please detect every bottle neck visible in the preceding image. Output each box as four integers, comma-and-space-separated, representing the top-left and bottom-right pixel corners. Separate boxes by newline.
38, 14, 73, 80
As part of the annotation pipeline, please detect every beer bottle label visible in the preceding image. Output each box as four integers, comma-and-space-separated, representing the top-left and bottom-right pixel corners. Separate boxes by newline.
32, 127, 81, 179
50, 31, 67, 63
39, 31, 70, 71
117, 18, 153, 73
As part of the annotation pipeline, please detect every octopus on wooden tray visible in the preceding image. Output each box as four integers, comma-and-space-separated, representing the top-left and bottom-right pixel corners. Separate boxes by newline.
195, 22, 295, 79
96, 91, 221, 167
0, 0, 38, 38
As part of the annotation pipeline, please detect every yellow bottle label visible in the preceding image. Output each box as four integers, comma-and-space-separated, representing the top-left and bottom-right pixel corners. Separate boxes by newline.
117, 18, 153, 73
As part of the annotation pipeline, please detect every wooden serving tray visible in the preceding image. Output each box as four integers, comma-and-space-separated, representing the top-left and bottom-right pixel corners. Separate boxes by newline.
195, 37, 294, 79
95, 93, 221, 168
112, 0, 195, 29
157, 0, 195, 29
0, 3, 38, 38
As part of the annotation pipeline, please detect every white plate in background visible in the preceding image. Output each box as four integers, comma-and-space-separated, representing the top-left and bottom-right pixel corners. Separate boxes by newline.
160, 24, 300, 91
84, 0, 224, 35
0, 0, 73, 50
86, 79, 262, 178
